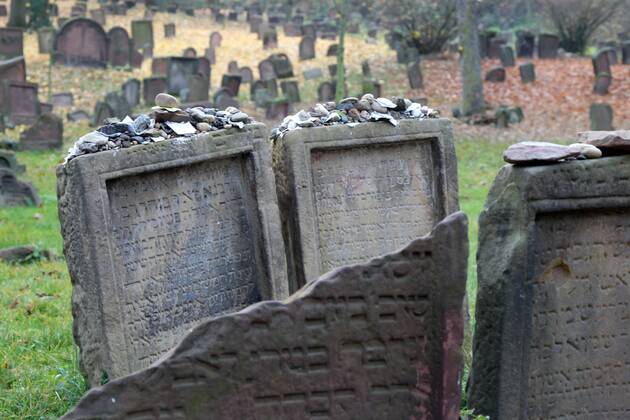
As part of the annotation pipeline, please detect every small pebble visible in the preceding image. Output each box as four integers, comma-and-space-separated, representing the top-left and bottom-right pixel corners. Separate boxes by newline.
155, 93, 179, 108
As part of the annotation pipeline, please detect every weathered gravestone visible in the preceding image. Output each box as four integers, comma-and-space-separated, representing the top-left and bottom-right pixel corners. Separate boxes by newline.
250, 81, 272, 108
519, 62, 536, 83
407, 60, 423, 89
131, 20, 153, 50
280, 80, 300, 104
299, 36, 315, 60
239, 67, 253, 84
590, 103, 614, 130
182, 73, 209, 102
265, 97, 290, 120
107, 27, 131, 67
593, 73, 612, 95
151, 57, 168, 76
303, 67, 323, 80
92, 101, 114, 126
210, 31, 222, 48
37, 27, 56, 54
283, 22, 302, 37
183, 47, 197, 58
258, 59, 276, 81
0, 150, 25, 174
263, 30, 278, 50
221, 74, 242, 97
105, 91, 132, 119
89, 8, 106, 26
2, 81, 40, 126
538, 34, 559, 59
326, 43, 338, 57
227, 60, 239, 74
0, 57, 26, 94
0, 27, 23, 60
273, 119, 459, 290
62, 212, 468, 420
469, 155, 630, 420
214, 87, 240, 109
54, 18, 108, 67
166, 57, 199, 95
204, 47, 216, 65
143, 76, 167, 105
19, 113, 63, 150
592, 50, 612, 76
317, 81, 335, 102
485, 67, 506, 82
0, 5, 7, 17
0, 168, 41, 207
499, 46, 515, 67
67, 110, 90, 122
269, 53, 293, 79
516, 31, 535, 58
164, 23, 176, 38
57, 125, 289, 387
122, 79, 141, 108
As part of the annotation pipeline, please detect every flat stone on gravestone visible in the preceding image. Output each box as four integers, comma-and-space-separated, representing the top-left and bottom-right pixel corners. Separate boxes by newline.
0, 168, 41, 207
303, 67, 323, 80
519, 62, 536, 83
590, 103, 614, 130
19, 113, 63, 151
62, 212, 468, 420
131, 20, 153, 50
0, 28, 24, 60
2, 80, 40, 126
57, 125, 289, 387
469, 156, 630, 419
273, 118, 459, 290
54, 18, 108, 68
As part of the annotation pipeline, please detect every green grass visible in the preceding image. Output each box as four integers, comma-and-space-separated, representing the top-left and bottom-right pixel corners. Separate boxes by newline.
0, 131, 507, 417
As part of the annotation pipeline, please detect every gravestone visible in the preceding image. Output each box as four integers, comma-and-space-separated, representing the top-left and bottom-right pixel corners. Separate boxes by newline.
204, 47, 216, 65
183, 47, 197, 58
228, 60, 239, 74
37, 27, 56, 54
263, 30, 278, 50
538, 34, 559, 59
0, 5, 7, 17
89, 8, 106, 25
131, 20, 153, 50
302, 23, 316, 39
0, 151, 25, 174
54, 18, 108, 67
57, 124, 289, 387
122, 79, 141, 108
19, 113, 63, 150
516, 31, 535, 58
239, 67, 253, 84
183, 74, 209, 102
0, 168, 41, 207
265, 97, 290, 120
592, 50, 611, 76
164, 23, 176, 38
67, 110, 90, 122
142, 77, 167, 105
280, 80, 300, 104
214, 88, 239, 109
197, 58, 211, 85
130, 48, 143, 69
273, 118, 459, 290
152, 57, 169, 75
469, 155, 630, 420
499, 46, 515, 67
2, 81, 39, 126
251, 81, 271, 108
107, 27, 131, 67
258, 59, 276, 81
221, 74, 242, 97
593, 74, 612, 95
0, 28, 23, 60
317, 81, 335, 102
407, 60, 423, 89
519, 62, 536, 83
210, 31, 222, 48
299, 36, 315, 60
326, 43, 338, 57
269, 53, 293, 79
249, 15, 263, 33
283, 22, 301, 37
590, 103, 614, 130
488, 38, 506, 59
105, 91, 132, 119
622, 41, 630, 65
485, 67, 506, 82
362, 60, 371, 77
362, 79, 383, 97
166, 57, 199, 95
62, 212, 467, 420
52, 92, 74, 107
92, 101, 114, 126
602, 47, 618, 65
0, 57, 26, 104
303, 67, 323, 80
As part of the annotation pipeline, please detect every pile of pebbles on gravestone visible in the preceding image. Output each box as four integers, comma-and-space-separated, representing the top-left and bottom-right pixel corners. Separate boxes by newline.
270, 94, 438, 140
65, 93, 254, 162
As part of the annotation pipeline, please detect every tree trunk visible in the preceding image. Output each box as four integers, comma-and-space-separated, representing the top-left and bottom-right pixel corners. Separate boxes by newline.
335, 0, 347, 101
457, 0, 485, 116
9, 0, 28, 28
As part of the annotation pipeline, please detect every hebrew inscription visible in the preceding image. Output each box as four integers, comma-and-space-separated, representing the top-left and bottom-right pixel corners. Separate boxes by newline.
528, 209, 630, 419
107, 157, 262, 369
311, 141, 437, 271
63, 213, 468, 420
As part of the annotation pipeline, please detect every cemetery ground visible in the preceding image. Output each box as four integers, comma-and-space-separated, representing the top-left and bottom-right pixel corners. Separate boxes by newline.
1, 4, 630, 418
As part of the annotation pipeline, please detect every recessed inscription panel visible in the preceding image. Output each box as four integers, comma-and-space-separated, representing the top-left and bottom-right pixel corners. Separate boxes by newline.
107, 156, 262, 370
310, 141, 438, 271
528, 209, 630, 418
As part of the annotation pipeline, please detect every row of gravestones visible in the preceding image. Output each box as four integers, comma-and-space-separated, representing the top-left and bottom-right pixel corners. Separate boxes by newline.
56, 115, 630, 419
591, 46, 630, 95
481, 32, 562, 60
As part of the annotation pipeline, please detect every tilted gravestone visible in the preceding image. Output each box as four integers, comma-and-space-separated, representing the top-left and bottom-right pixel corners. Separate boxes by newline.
57, 125, 289, 387
54, 18, 108, 67
122, 79, 141, 108
0, 27, 23, 60
590, 103, 614, 130
0, 168, 41, 207
269, 53, 293, 79
131, 20, 153, 50
519, 62, 536, 83
485, 67, 506, 82
299, 36, 315, 60
2, 80, 40, 126
221, 74, 242, 97
469, 155, 630, 419
107, 27, 131, 67
62, 212, 468, 420
19, 113, 63, 150
538, 34, 559, 59
143, 76, 167, 105
273, 119, 459, 290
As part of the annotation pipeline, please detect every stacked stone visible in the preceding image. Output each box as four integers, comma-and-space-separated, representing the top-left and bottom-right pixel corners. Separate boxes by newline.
65, 93, 254, 162
270, 94, 438, 140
